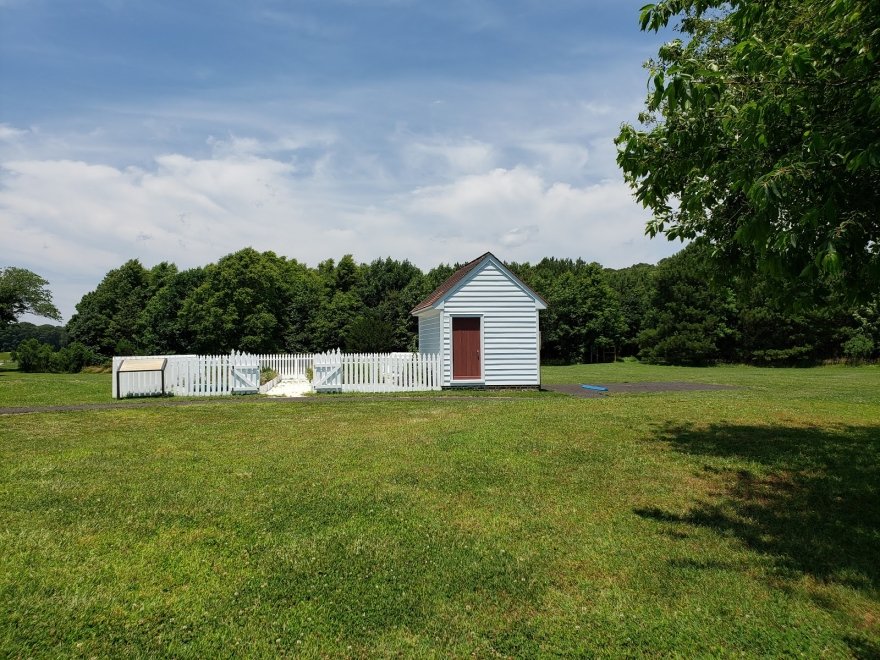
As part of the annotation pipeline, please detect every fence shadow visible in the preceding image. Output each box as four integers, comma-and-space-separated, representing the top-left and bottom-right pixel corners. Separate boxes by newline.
635, 421, 880, 595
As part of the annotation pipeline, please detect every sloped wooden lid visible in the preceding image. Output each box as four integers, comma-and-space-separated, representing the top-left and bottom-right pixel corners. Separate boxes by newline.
118, 358, 167, 372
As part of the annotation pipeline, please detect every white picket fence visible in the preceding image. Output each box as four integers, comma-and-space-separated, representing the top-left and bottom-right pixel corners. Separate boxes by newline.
113, 353, 260, 398
312, 349, 441, 392
250, 352, 313, 379
114, 350, 441, 398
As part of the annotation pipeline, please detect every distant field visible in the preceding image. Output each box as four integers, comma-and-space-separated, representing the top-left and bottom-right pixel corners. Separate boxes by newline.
1, 364, 878, 656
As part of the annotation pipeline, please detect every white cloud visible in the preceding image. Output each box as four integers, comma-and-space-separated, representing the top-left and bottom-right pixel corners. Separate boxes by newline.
521, 141, 590, 177
0, 67, 678, 322
500, 225, 539, 248
405, 166, 674, 265
0, 146, 678, 321
206, 131, 337, 159
0, 123, 29, 141
256, 9, 350, 39
401, 136, 496, 177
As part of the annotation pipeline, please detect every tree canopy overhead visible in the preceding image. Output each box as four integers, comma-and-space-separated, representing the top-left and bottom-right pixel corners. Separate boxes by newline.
616, 0, 880, 298
0, 267, 61, 325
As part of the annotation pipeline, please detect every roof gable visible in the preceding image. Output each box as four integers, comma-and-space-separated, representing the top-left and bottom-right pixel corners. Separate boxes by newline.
411, 252, 547, 314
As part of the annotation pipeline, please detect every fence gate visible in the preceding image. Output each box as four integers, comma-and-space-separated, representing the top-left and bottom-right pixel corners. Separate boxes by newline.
231, 365, 260, 393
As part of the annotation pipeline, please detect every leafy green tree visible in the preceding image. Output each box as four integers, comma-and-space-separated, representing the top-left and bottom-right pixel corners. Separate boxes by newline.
0, 322, 67, 351
540, 261, 626, 364
332, 255, 360, 293
735, 277, 852, 365
281, 260, 325, 353
12, 338, 101, 373
605, 264, 656, 356
843, 334, 875, 363
617, 0, 880, 298
12, 338, 54, 372
179, 249, 289, 353
851, 295, 880, 352
139, 266, 205, 354
67, 260, 151, 356
50, 342, 102, 373
306, 290, 362, 352
0, 267, 61, 324
355, 258, 425, 350
638, 244, 738, 365
422, 264, 457, 291
344, 312, 396, 352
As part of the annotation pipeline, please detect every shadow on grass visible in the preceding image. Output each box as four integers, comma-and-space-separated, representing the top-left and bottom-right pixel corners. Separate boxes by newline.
635, 422, 880, 650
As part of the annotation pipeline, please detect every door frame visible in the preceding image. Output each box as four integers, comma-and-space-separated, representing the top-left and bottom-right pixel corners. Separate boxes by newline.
449, 313, 484, 384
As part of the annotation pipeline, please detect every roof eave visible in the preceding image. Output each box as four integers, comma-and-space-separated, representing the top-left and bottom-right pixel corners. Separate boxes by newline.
410, 251, 548, 315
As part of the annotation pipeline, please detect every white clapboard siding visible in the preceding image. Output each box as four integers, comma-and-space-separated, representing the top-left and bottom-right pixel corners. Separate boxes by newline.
418, 310, 442, 354
416, 253, 547, 387
312, 349, 441, 393
417, 258, 543, 387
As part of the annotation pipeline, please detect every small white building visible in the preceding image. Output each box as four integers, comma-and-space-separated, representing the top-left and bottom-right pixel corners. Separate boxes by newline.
411, 252, 547, 388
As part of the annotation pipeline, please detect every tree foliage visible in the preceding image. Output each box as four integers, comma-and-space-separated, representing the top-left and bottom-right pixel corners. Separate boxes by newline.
61, 247, 878, 366
67, 260, 153, 355
12, 338, 101, 373
179, 249, 291, 354
344, 313, 396, 353
638, 244, 738, 365
538, 263, 626, 364
605, 264, 656, 357
0, 322, 67, 351
0, 267, 61, 324
617, 0, 880, 298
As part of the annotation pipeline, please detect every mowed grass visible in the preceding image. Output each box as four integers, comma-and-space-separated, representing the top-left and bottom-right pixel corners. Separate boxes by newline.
0, 370, 112, 407
1, 365, 879, 657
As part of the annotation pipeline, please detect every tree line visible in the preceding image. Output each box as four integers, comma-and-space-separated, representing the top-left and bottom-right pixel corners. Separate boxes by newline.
5, 245, 878, 371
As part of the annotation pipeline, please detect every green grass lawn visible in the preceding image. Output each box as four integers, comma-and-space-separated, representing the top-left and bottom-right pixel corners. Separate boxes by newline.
0, 352, 17, 374
0, 370, 112, 407
1, 364, 878, 656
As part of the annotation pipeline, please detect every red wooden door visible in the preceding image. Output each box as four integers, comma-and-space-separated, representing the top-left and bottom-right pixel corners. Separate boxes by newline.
452, 317, 481, 379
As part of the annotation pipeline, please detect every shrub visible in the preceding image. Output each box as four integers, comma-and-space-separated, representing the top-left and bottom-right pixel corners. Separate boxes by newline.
260, 367, 278, 385
12, 338, 54, 372
843, 334, 875, 363
748, 345, 816, 366
11, 339, 102, 373
638, 327, 723, 366
52, 342, 103, 373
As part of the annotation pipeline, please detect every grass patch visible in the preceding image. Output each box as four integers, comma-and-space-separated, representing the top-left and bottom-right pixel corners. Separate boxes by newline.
0, 352, 16, 371
0, 364, 878, 655
0, 371, 112, 407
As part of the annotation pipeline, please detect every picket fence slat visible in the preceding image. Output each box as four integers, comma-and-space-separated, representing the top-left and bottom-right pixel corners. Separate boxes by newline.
114, 349, 440, 398
311, 349, 441, 393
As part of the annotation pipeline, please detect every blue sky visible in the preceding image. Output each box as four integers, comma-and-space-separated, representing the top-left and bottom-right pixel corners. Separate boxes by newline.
0, 0, 677, 320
